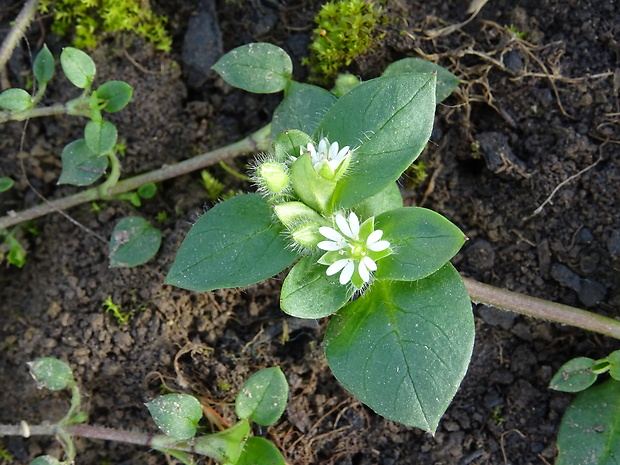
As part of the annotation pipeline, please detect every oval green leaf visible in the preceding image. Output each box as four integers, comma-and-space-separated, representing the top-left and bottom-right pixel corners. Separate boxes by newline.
212, 43, 292, 93
382, 58, 460, 103
193, 420, 251, 463
315, 74, 436, 210
235, 367, 288, 426
353, 182, 403, 219
549, 357, 597, 393
58, 139, 108, 186
0, 176, 14, 192
271, 81, 337, 138
109, 216, 162, 267
84, 120, 118, 155
236, 437, 286, 465
27, 357, 75, 391
60, 47, 96, 88
0, 88, 32, 111
96, 80, 133, 112
33, 45, 55, 87
137, 182, 157, 199
324, 264, 474, 432
145, 393, 203, 440
374, 207, 466, 281
166, 194, 299, 292
281, 255, 354, 318
30, 456, 62, 465
556, 378, 620, 465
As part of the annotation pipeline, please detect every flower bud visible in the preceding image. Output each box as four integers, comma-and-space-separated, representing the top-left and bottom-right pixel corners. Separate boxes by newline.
256, 161, 290, 194
274, 201, 324, 228
290, 221, 323, 248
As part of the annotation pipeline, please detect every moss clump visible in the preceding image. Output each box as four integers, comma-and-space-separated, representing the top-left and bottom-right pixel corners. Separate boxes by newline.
304, 0, 385, 82
39, 0, 172, 51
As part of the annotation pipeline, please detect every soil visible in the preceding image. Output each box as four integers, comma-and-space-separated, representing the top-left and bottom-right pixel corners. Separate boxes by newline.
1, 0, 619, 464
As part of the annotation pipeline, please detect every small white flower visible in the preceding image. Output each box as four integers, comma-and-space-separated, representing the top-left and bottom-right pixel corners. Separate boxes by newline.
300, 137, 352, 180
317, 212, 392, 288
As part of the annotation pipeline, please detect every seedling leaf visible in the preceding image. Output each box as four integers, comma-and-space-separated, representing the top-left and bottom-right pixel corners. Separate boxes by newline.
109, 216, 162, 267
0, 88, 32, 111
96, 81, 133, 112
60, 47, 96, 88
27, 357, 75, 391
382, 58, 460, 103
235, 367, 288, 426
146, 393, 202, 440
236, 437, 286, 465
33, 45, 55, 87
549, 357, 597, 393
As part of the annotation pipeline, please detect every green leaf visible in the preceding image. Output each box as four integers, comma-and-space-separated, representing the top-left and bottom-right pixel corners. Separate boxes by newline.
145, 393, 203, 440
30, 456, 62, 465
166, 194, 298, 292
0, 88, 32, 111
549, 357, 598, 393
353, 182, 403, 219
324, 264, 474, 432
556, 379, 620, 465
137, 182, 158, 199
382, 58, 460, 103
193, 420, 251, 463
272, 129, 313, 162
58, 139, 108, 186
84, 120, 118, 155
60, 47, 96, 89
27, 357, 75, 391
6, 234, 26, 267
212, 43, 292, 93
236, 437, 286, 465
109, 216, 162, 267
236, 367, 288, 426
33, 45, 55, 87
0, 177, 14, 192
315, 74, 436, 209
290, 153, 337, 214
374, 207, 466, 281
96, 80, 133, 112
608, 350, 620, 381
281, 255, 353, 318
271, 81, 337, 138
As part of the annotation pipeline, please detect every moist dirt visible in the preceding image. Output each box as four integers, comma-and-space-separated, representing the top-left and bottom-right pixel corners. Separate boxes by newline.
1, 0, 619, 464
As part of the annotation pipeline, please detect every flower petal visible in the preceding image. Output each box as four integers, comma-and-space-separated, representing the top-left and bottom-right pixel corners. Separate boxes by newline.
335, 213, 353, 238
318, 138, 329, 157
326, 258, 349, 276
358, 259, 370, 282
368, 240, 390, 252
366, 229, 383, 245
336, 146, 350, 161
319, 226, 344, 242
339, 260, 355, 285
348, 212, 360, 237
361, 255, 377, 272
317, 240, 344, 251
328, 141, 339, 160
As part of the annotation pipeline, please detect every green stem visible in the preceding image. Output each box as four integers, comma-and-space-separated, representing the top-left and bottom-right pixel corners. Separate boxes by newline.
0, 0, 40, 75
0, 124, 272, 230
97, 151, 122, 198
462, 277, 620, 340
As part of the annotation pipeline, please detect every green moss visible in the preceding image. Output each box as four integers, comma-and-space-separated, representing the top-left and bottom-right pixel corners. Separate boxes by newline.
304, 0, 386, 82
39, 0, 172, 51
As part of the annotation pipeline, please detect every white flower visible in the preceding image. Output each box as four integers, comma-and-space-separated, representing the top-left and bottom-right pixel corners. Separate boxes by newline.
317, 212, 391, 288
300, 137, 352, 180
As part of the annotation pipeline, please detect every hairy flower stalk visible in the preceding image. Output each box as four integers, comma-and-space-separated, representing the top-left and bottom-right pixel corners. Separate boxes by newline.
317, 212, 391, 288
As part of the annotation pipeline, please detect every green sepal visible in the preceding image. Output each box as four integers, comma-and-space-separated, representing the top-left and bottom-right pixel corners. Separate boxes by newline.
290, 221, 324, 248
281, 255, 354, 318
273, 201, 324, 228
290, 153, 337, 215
374, 207, 466, 281
273, 129, 313, 163
166, 194, 299, 292
256, 161, 290, 194
324, 264, 474, 432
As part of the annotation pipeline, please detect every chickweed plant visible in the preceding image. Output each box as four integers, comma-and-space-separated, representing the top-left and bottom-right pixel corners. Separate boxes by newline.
0, 357, 288, 465
2, 35, 620, 462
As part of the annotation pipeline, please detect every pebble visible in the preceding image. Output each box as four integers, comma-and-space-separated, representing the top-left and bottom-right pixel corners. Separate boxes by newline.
182, 0, 223, 88
503, 50, 524, 73
478, 305, 517, 330
608, 230, 620, 257
476, 132, 528, 179
550, 263, 581, 292
578, 279, 607, 307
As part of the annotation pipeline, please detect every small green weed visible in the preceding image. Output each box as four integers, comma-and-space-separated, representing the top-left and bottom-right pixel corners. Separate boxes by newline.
303, 0, 386, 82
102, 295, 132, 325
39, 0, 172, 51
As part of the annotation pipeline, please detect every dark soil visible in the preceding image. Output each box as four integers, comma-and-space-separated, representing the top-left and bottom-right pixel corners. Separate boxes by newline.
1, 0, 619, 464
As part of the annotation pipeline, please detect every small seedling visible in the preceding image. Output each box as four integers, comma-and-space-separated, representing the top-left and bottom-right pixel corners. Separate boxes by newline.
101, 296, 132, 324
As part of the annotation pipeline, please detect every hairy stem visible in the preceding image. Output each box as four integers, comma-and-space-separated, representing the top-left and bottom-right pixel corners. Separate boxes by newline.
463, 277, 620, 340
0, 0, 40, 78
0, 423, 227, 462
0, 124, 271, 229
